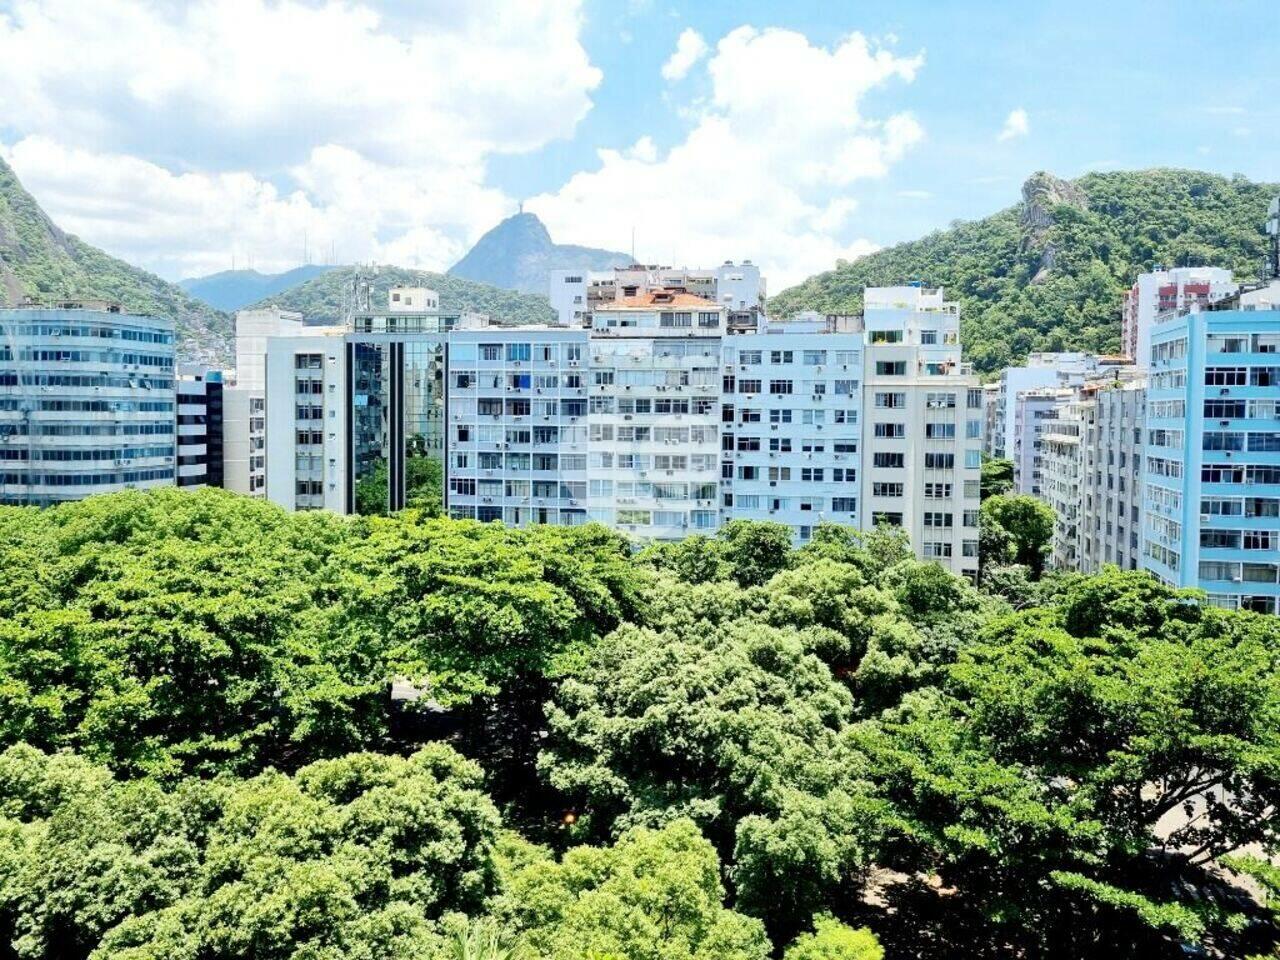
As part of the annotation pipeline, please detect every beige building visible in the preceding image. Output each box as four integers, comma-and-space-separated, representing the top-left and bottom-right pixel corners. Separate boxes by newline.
860, 286, 982, 580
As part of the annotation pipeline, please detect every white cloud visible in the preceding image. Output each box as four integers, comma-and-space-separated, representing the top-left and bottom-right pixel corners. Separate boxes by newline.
661, 28, 709, 81
531, 27, 925, 288
0, 0, 599, 279
997, 108, 1030, 142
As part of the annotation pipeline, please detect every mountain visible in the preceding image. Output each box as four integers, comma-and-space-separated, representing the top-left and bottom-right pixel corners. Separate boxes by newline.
770, 168, 1279, 375
0, 155, 233, 364
244, 264, 557, 326
448, 211, 630, 294
179, 264, 336, 311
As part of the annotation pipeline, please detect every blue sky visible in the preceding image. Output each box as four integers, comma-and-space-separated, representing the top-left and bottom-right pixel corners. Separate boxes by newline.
0, 0, 1275, 287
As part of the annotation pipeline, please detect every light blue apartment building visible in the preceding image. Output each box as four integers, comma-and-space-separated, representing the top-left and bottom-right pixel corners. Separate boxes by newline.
1142, 283, 1280, 613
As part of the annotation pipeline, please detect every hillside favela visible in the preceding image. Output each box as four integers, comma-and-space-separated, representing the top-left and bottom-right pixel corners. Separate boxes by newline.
0, 4, 1278, 959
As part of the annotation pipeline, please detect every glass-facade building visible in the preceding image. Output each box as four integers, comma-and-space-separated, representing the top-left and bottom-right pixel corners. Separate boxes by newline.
0, 305, 176, 505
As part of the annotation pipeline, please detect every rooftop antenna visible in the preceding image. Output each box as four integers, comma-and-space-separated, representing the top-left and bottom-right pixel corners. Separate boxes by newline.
631, 226, 636, 264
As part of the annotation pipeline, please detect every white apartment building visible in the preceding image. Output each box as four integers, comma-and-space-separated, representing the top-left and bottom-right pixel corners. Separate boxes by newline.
981, 383, 1000, 458
722, 315, 863, 541
1010, 387, 1065, 496
445, 326, 591, 527
991, 352, 1126, 461
860, 286, 982, 579
1121, 267, 1237, 369
1040, 396, 1087, 570
1079, 380, 1146, 572
224, 307, 304, 497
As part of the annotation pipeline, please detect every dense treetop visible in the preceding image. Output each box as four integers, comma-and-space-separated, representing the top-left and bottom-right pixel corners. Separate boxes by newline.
0, 490, 1277, 959
769, 169, 1279, 374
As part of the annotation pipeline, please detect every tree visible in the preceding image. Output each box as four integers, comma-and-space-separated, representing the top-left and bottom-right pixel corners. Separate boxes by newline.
979, 456, 1014, 500
0, 743, 503, 960
980, 494, 1054, 577
716, 520, 794, 587
500, 820, 770, 960
783, 915, 883, 960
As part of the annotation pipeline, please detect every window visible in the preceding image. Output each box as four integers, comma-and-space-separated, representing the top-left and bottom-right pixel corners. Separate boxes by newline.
770, 350, 794, 364
873, 452, 905, 469
769, 379, 794, 395
869, 330, 903, 344
739, 379, 762, 394
874, 422, 905, 439
875, 361, 906, 376
875, 392, 906, 409
873, 482, 904, 497
832, 497, 856, 512
925, 422, 956, 440
923, 541, 953, 558
801, 468, 825, 482
803, 350, 826, 365
923, 512, 953, 528
873, 511, 904, 526
481, 344, 501, 361
769, 408, 793, 424
924, 453, 955, 470
739, 350, 762, 365
924, 482, 952, 498
834, 379, 858, 395
1204, 367, 1247, 386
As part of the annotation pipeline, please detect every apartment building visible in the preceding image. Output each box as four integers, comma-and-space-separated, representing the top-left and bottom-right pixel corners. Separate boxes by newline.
224, 307, 304, 497
263, 288, 452, 514
0, 302, 176, 505
1039, 394, 1087, 570
176, 364, 224, 488
1079, 380, 1146, 572
549, 261, 764, 330
991, 352, 1126, 461
981, 383, 1000, 458
722, 314, 864, 541
1142, 281, 1280, 613
1122, 267, 1237, 369
1010, 387, 1064, 495
444, 326, 591, 527
860, 286, 982, 579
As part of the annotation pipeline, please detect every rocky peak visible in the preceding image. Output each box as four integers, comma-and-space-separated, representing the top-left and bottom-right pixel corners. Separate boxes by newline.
1019, 172, 1089, 282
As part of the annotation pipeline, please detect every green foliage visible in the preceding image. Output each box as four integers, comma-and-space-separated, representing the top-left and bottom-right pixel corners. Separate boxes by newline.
782, 915, 883, 960
500, 819, 770, 960
0, 157, 232, 363
770, 169, 1279, 373
980, 456, 1014, 499
2, 495, 1278, 959
245, 264, 557, 327
0, 488, 645, 777
980, 494, 1054, 576
0, 743, 501, 960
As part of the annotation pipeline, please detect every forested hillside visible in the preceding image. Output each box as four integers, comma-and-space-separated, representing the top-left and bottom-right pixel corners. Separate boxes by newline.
247, 264, 557, 326
770, 169, 1279, 374
0, 489, 1276, 960
0, 157, 233, 364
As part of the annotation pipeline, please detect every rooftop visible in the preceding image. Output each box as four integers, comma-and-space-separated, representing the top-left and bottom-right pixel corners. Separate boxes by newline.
596, 289, 720, 310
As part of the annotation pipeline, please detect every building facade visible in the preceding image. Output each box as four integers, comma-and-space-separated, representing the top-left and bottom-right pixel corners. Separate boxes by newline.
1078, 380, 1146, 572
1010, 387, 1065, 495
0, 303, 176, 505
1122, 267, 1237, 369
1142, 283, 1280, 613
860, 286, 981, 579
549, 261, 765, 329
176, 364, 224, 488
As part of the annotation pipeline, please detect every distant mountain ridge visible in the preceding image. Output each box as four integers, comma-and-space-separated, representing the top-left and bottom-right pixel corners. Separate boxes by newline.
244, 264, 556, 327
770, 168, 1279, 374
448, 212, 629, 294
0, 156, 233, 364
180, 264, 337, 311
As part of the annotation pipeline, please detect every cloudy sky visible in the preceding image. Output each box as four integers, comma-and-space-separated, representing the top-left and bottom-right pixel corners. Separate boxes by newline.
1, 0, 1276, 288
